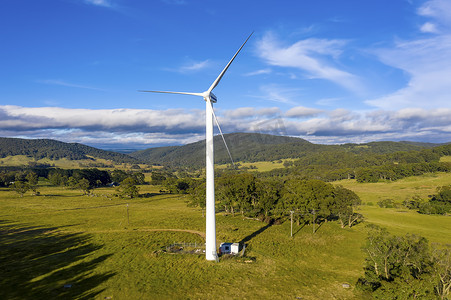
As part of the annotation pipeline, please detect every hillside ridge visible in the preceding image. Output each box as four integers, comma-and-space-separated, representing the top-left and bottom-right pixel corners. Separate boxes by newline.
0, 137, 139, 164
129, 132, 441, 167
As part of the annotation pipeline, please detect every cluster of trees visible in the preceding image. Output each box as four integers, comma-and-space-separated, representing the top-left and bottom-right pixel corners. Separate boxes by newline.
8, 171, 39, 197
48, 168, 145, 197
354, 162, 451, 183
403, 185, 451, 215
264, 145, 451, 183
184, 173, 362, 229
357, 225, 450, 299
1, 167, 145, 198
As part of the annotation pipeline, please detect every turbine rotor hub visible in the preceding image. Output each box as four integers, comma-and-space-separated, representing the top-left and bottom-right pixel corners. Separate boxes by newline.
203, 91, 217, 103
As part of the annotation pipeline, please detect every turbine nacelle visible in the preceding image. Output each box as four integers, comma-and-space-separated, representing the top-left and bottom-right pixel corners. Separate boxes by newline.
203, 91, 217, 103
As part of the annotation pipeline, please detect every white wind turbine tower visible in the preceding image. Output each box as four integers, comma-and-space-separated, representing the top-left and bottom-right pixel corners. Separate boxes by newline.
140, 33, 253, 261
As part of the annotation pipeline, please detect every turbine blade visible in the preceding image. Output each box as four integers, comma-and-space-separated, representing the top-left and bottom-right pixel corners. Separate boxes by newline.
209, 101, 236, 168
139, 90, 203, 97
207, 32, 253, 93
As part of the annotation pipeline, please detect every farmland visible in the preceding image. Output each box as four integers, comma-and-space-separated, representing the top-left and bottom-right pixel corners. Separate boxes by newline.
1, 172, 450, 299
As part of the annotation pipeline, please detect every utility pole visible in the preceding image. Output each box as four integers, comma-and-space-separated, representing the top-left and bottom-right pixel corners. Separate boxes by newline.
126, 203, 130, 226
311, 210, 316, 234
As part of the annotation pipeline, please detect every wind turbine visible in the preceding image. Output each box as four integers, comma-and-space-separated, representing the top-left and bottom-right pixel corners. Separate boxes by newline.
140, 32, 253, 261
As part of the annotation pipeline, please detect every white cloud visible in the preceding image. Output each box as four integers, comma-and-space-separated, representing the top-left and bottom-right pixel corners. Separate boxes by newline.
223, 107, 280, 119
243, 69, 272, 76
257, 84, 301, 105
161, 0, 186, 5
418, 0, 451, 26
420, 22, 438, 33
1, 105, 450, 147
366, 34, 451, 109
285, 106, 323, 118
366, 0, 451, 110
179, 60, 211, 72
223, 107, 256, 119
37, 79, 105, 91
256, 32, 362, 93
0, 105, 203, 132
85, 0, 113, 8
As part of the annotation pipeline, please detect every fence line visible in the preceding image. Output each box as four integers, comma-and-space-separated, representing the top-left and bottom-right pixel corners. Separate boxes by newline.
166, 242, 205, 252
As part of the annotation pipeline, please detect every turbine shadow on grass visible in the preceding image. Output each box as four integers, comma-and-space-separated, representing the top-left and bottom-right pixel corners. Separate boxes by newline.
239, 222, 273, 244
0, 220, 115, 299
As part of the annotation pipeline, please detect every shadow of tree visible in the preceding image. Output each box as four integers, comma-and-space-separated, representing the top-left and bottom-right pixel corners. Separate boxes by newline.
0, 220, 115, 299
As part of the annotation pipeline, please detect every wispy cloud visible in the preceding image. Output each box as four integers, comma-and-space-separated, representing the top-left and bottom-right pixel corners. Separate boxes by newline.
161, 0, 186, 5
417, 0, 451, 27
164, 60, 211, 73
37, 79, 105, 91
243, 69, 272, 76
257, 84, 302, 105
179, 60, 211, 72
366, 0, 451, 110
85, 0, 113, 8
256, 32, 363, 93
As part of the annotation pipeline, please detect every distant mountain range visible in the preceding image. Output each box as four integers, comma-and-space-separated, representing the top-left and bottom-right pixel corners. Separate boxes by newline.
0, 134, 445, 168
128, 132, 442, 167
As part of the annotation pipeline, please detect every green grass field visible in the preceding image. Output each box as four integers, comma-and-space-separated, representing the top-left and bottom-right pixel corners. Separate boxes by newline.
217, 159, 294, 172
1, 173, 450, 299
0, 155, 155, 171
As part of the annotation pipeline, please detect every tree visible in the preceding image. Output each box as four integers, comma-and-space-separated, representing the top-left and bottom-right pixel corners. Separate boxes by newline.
150, 171, 167, 185
111, 169, 129, 183
281, 178, 335, 232
48, 169, 70, 186
431, 245, 451, 299
132, 172, 145, 185
332, 185, 362, 228
117, 177, 140, 198
0, 171, 15, 187
216, 173, 257, 216
75, 178, 91, 195
11, 181, 29, 197
357, 225, 437, 298
187, 180, 206, 216
255, 178, 281, 217
25, 172, 39, 195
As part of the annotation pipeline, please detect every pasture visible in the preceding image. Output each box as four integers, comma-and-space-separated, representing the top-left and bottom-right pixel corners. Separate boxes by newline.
1, 173, 450, 299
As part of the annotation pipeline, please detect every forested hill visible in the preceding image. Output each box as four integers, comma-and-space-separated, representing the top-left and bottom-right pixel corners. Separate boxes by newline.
130, 133, 313, 167
129, 132, 437, 167
0, 137, 139, 164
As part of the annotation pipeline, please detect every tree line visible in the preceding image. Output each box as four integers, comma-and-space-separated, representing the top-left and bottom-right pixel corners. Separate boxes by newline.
0, 168, 145, 198
262, 144, 451, 183
167, 173, 363, 230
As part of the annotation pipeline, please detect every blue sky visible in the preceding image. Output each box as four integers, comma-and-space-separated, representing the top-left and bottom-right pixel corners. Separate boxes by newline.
1, 0, 450, 149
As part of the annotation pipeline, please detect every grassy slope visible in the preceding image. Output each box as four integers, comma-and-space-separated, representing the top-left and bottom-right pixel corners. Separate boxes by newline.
0, 155, 112, 168
0, 155, 156, 170
333, 172, 451, 244
1, 173, 450, 299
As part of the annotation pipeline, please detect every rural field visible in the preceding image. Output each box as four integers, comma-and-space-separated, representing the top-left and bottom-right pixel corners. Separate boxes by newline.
1, 172, 450, 299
